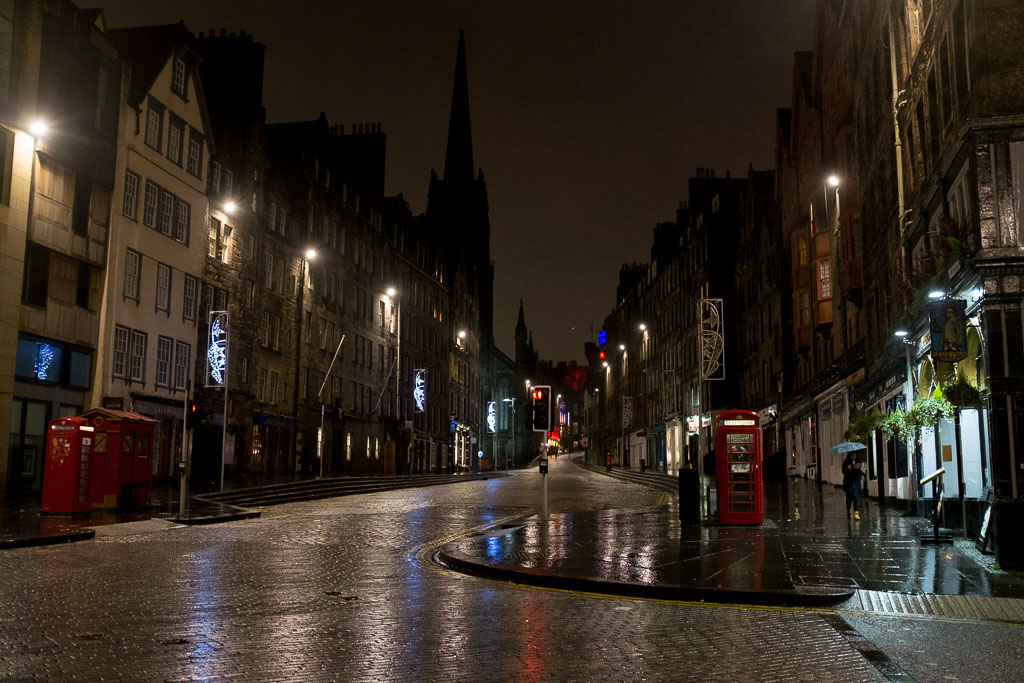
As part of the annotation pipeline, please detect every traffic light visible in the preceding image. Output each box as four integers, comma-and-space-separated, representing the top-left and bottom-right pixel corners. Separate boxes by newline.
531, 385, 551, 432
186, 401, 198, 429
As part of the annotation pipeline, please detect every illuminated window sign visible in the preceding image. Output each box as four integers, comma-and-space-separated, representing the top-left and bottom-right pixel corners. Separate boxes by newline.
15, 335, 63, 385
413, 369, 427, 413
722, 419, 756, 426
486, 401, 496, 433
206, 311, 228, 386
598, 329, 607, 346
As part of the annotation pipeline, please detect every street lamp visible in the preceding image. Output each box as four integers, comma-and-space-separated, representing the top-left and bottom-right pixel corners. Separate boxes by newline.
638, 323, 647, 331
224, 200, 237, 214
502, 397, 515, 473
293, 247, 316, 476
385, 287, 401, 465
29, 120, 47, 137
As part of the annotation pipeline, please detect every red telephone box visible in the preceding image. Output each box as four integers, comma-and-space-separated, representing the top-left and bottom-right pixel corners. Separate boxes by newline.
79, 408, 157, 509
42, 417, 95, 514
715, 410, 764, 525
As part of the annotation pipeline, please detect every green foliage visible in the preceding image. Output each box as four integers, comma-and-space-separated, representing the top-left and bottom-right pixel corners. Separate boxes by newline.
944, 370, 984, 409
904, 388, 956, 430
226, 418, 241, 436
844, 407, 883, 444
880, 409, 908, 440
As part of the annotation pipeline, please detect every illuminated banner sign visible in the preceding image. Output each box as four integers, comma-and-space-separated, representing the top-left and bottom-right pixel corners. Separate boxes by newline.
699, 298, 725, 381
486, 401, 497, 433
206, 310, 228, 387
722, 419, 756, 426
598, 329, 607, 346
413, 369, 427, 412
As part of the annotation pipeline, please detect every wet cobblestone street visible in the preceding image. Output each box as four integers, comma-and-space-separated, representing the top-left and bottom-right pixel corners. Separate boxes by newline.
0, 459, 1006, 681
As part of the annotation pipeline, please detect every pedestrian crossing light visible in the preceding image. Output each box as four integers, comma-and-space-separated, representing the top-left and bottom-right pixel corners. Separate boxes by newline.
531, 385, 551, 433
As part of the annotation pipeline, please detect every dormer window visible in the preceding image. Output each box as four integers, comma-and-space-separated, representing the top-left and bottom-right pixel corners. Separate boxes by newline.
171, 57, 186, 98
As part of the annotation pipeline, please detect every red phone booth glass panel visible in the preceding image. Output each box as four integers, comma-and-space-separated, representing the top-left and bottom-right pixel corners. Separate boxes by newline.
42, 417, 94, 514
715, 410, 764, 525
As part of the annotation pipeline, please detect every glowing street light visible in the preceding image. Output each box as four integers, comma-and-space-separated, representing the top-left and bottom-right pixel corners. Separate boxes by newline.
928, 290, 945, 299
638, 323, 647, 331
304, 248, 317, 261
827, 174, 840, 188
223, 201, 237, 213
29, 120, 47, 137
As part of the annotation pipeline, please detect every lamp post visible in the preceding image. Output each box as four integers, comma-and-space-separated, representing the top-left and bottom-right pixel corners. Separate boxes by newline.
293, 248, 316, 475
316, 333, 346, 478
386, 287, 401, 472
502, 397, 515, 474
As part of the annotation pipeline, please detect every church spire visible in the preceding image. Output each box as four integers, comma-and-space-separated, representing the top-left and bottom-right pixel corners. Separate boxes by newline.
443, 30, 474, 183
515, 299, 526, 334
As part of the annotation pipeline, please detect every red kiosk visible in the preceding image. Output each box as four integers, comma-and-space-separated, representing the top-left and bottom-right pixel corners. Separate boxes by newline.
715, 409, 764, 525
79, 408, 157, 509
42, 416, 95, 514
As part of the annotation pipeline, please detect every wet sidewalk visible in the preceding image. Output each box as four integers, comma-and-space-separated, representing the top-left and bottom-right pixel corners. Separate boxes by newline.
0, 472, 293, 549
439, 457, 1024, 607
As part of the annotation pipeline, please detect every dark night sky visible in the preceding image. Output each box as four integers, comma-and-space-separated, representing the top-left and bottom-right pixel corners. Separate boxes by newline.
79, 0, 814, 363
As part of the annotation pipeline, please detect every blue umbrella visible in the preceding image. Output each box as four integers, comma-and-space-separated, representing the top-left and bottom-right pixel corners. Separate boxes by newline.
828, 441, 867, 455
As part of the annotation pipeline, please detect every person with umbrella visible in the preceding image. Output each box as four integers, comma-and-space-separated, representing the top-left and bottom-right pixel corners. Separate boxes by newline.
842, 450, 867, 520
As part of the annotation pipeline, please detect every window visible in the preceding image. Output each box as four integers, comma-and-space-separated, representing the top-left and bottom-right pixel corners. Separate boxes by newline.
799, 292, 811, 326
241, 357, 249, 384
277, 207, 286, 235
183, 275, 198, 321
272, 256, 284, 293
113, 326, 129, 378
123, 249, 140, 300
346, 433, 352, 461
257, 368, 267, 402
301, 367, 308, 400
272, 315, 281, 351
261, 311, 270, 347
0, 125, 13, 205
208, 218, 228, 262
22, 242, 49, 308
129, 330, 146, 382
817, 259, 832, 299
224, 168, 233, 195
269, 371, 278, 404
122, 171, 139, 219
174, 341, 189, 389
211, 161, 221, 193
144, 99, 163, 150
143, 181, 159, 227
171, 57, 186, 97
245, 280, 255, 307
159, 190, 174, 236
167, 117, 183, 165
76, 262, 90, 309
268, 203, 277, 231
175, 199, 189, 243
797, 237, 808, 266
155, 263, 171, 312
156, 336, 172, 387
263, 252, 274, 289
187, 130, 203, 178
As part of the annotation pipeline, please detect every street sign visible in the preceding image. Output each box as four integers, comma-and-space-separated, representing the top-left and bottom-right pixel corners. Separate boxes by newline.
539, 458, 548, 474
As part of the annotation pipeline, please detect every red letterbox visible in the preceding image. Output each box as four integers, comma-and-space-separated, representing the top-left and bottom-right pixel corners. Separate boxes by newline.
715, 410, 764, 525
79, 408, 157, 509
42, 417, 95, 514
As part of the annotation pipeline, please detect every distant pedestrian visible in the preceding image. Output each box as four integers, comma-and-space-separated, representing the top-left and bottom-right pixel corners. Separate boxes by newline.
842, 453, 866, 520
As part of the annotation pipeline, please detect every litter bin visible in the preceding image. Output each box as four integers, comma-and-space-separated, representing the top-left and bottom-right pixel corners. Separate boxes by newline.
679, 465, 700, 525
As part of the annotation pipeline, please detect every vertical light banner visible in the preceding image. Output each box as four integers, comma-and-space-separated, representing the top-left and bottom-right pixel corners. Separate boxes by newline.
206, 310, 228, 387
413, 369, 427, 413
622, 396, 633, 429
486, 401, 497, 433
699, 298, 725, 381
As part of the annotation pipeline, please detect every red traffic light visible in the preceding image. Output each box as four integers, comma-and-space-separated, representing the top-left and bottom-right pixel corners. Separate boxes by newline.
598, 351, 606, 359
532, 388, 545, 401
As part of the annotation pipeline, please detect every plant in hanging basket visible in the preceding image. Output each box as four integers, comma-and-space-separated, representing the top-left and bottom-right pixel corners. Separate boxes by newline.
880, 409, 907, 440
844, 407, 883, 444
904, 388, 956, 430
944, 370, 984, 409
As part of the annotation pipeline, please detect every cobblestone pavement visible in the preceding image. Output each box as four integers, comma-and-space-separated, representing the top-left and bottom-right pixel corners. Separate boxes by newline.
3, 458, 892, 682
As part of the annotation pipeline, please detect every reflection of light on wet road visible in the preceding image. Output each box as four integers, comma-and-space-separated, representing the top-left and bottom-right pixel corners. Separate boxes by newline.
186, 547, 222, 677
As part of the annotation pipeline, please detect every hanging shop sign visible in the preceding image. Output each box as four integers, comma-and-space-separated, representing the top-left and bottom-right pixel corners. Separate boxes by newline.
926, 298, 967, 363
206, 310, 228, 387
413, 369, 427, 412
